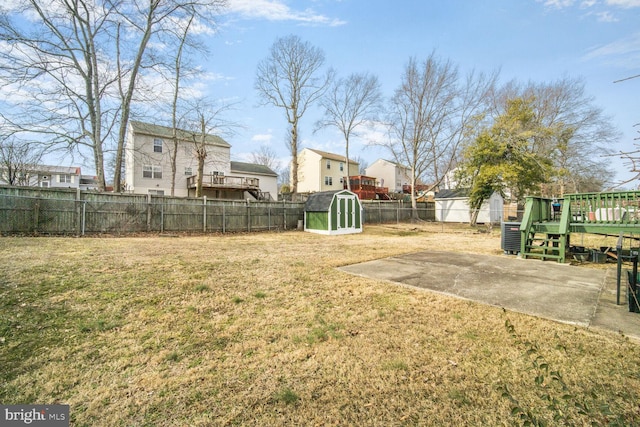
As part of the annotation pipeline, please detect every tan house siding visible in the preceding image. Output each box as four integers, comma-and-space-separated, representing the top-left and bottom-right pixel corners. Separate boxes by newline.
365, 159, 411, 193
295, 148, 359, 193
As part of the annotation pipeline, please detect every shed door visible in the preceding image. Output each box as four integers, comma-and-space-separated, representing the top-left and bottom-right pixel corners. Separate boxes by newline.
336, 195, 357, 230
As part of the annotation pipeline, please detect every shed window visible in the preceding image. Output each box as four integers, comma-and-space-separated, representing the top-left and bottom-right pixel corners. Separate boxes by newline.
153, 138, 163, 153
324, 176, 333, 186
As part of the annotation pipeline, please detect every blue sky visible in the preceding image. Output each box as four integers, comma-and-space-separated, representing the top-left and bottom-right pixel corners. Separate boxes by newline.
198, 0, 640, 185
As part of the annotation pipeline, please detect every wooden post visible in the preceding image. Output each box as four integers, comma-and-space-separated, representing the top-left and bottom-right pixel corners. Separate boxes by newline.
146, 193, 152, 232
32, 199, 39, 233
203, 196, 207, 232
247, 198, 251, 232
76, 188, 82, 236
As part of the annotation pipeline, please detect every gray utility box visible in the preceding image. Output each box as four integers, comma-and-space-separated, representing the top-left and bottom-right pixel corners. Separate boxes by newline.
501, 222, 521, 255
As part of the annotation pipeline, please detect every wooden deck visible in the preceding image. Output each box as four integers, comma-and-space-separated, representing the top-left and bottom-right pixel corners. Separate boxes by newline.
521, 191, 640, 262
186, 174, 260, 190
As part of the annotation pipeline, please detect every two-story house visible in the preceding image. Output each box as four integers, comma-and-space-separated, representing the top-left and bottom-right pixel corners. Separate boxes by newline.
125, 120, 277, 200
295, 148, 359, 193
365, 159, 411, 194
0, 164, 98, 190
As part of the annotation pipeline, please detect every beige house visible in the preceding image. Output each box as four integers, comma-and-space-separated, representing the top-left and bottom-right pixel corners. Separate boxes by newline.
0, 164, 98, 190
365, 159, 411, 194
294, 148, 359, 193
125, 120, 276, 200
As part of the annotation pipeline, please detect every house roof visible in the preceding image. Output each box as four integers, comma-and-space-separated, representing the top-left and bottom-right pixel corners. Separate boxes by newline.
230, 161, 277, 177
304, 148, 359, 164
371, 158, 410, 170
25, 165, 81, 175
129, 120, 231, 148
304, 190, 351, 211
434, 188, 470, 199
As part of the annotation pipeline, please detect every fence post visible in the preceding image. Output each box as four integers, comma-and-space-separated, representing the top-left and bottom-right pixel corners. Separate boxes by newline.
222, 202, 226, 233
203, 196, 207, 232
283, 200, 287, 230
146, 194, 152, 232
32, 198, 40, 233
75, 188, 82, 236
247, 198, 251, 232
82, 201, 86, 235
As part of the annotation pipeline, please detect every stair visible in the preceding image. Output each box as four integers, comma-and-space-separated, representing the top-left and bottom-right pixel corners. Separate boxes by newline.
520, 197, 570, 263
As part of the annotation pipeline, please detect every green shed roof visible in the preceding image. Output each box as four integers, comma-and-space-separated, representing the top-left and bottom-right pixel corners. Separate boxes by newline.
304, 190, 357, 212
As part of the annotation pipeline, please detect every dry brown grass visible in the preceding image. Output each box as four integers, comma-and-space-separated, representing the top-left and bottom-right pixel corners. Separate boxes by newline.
1, 223, 639, 426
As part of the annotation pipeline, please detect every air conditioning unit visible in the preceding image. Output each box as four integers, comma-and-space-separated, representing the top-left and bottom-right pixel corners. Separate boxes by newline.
501, 222, 521, 255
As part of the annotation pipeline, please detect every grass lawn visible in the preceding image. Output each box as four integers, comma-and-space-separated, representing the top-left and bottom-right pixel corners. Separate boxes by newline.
1, 224, 639, 426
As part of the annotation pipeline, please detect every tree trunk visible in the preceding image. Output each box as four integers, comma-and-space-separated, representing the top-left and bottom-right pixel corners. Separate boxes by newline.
410, 172, 419, 221
345, 135, 351, 191
290, 122, 298, 194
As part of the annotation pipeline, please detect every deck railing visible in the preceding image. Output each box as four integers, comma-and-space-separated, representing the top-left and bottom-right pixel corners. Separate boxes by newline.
186, 174, 260, 189
565, 191, 640, 225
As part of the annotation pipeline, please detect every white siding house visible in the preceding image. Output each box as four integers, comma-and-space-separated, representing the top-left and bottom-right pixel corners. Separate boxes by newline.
365, 159, 411, 194
0, 165, 83, 189
295, 148, 359, 193
230, 161, 278, 201
125, 120, 276, 199
435, 189, 503, 224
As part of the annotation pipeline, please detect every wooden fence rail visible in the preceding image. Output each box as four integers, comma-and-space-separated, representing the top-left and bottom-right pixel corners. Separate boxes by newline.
0, 187, 436, 235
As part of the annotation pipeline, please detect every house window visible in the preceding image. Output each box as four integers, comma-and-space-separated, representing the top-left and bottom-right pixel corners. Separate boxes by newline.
59, 174, 71, 183
324, 176, 333, 186
184, 167, 193, 176
326, 160, 331, 170
143, 165, 162, 179
339, 162, 344, 172
148, 189, 164, 196
153, 138, 163, 153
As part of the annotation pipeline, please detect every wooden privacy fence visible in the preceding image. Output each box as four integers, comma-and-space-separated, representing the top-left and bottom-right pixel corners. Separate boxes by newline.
0, 187, 303, 235
360, 200, 435, 223
0, 187, 435, 235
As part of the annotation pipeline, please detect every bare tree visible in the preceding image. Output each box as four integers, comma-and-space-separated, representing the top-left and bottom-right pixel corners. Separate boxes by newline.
255, 35, 334, 193
180, 99, 238, 197
0, 0, 226, 192
495, 77, 619, 194
168, 10, 197, 196
249, 145, 282, 172
315, 72, 382, 190
385, 53, 496, 218
0, 136, 42, 186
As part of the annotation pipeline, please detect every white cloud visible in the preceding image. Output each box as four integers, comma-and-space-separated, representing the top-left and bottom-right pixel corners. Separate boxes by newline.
583, 32, 640, 67
537, 0, 576, 8
225, 0, 346, 26
251, 133, 273, 143
606, 0, 640, 7
595, 10, 619, 21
